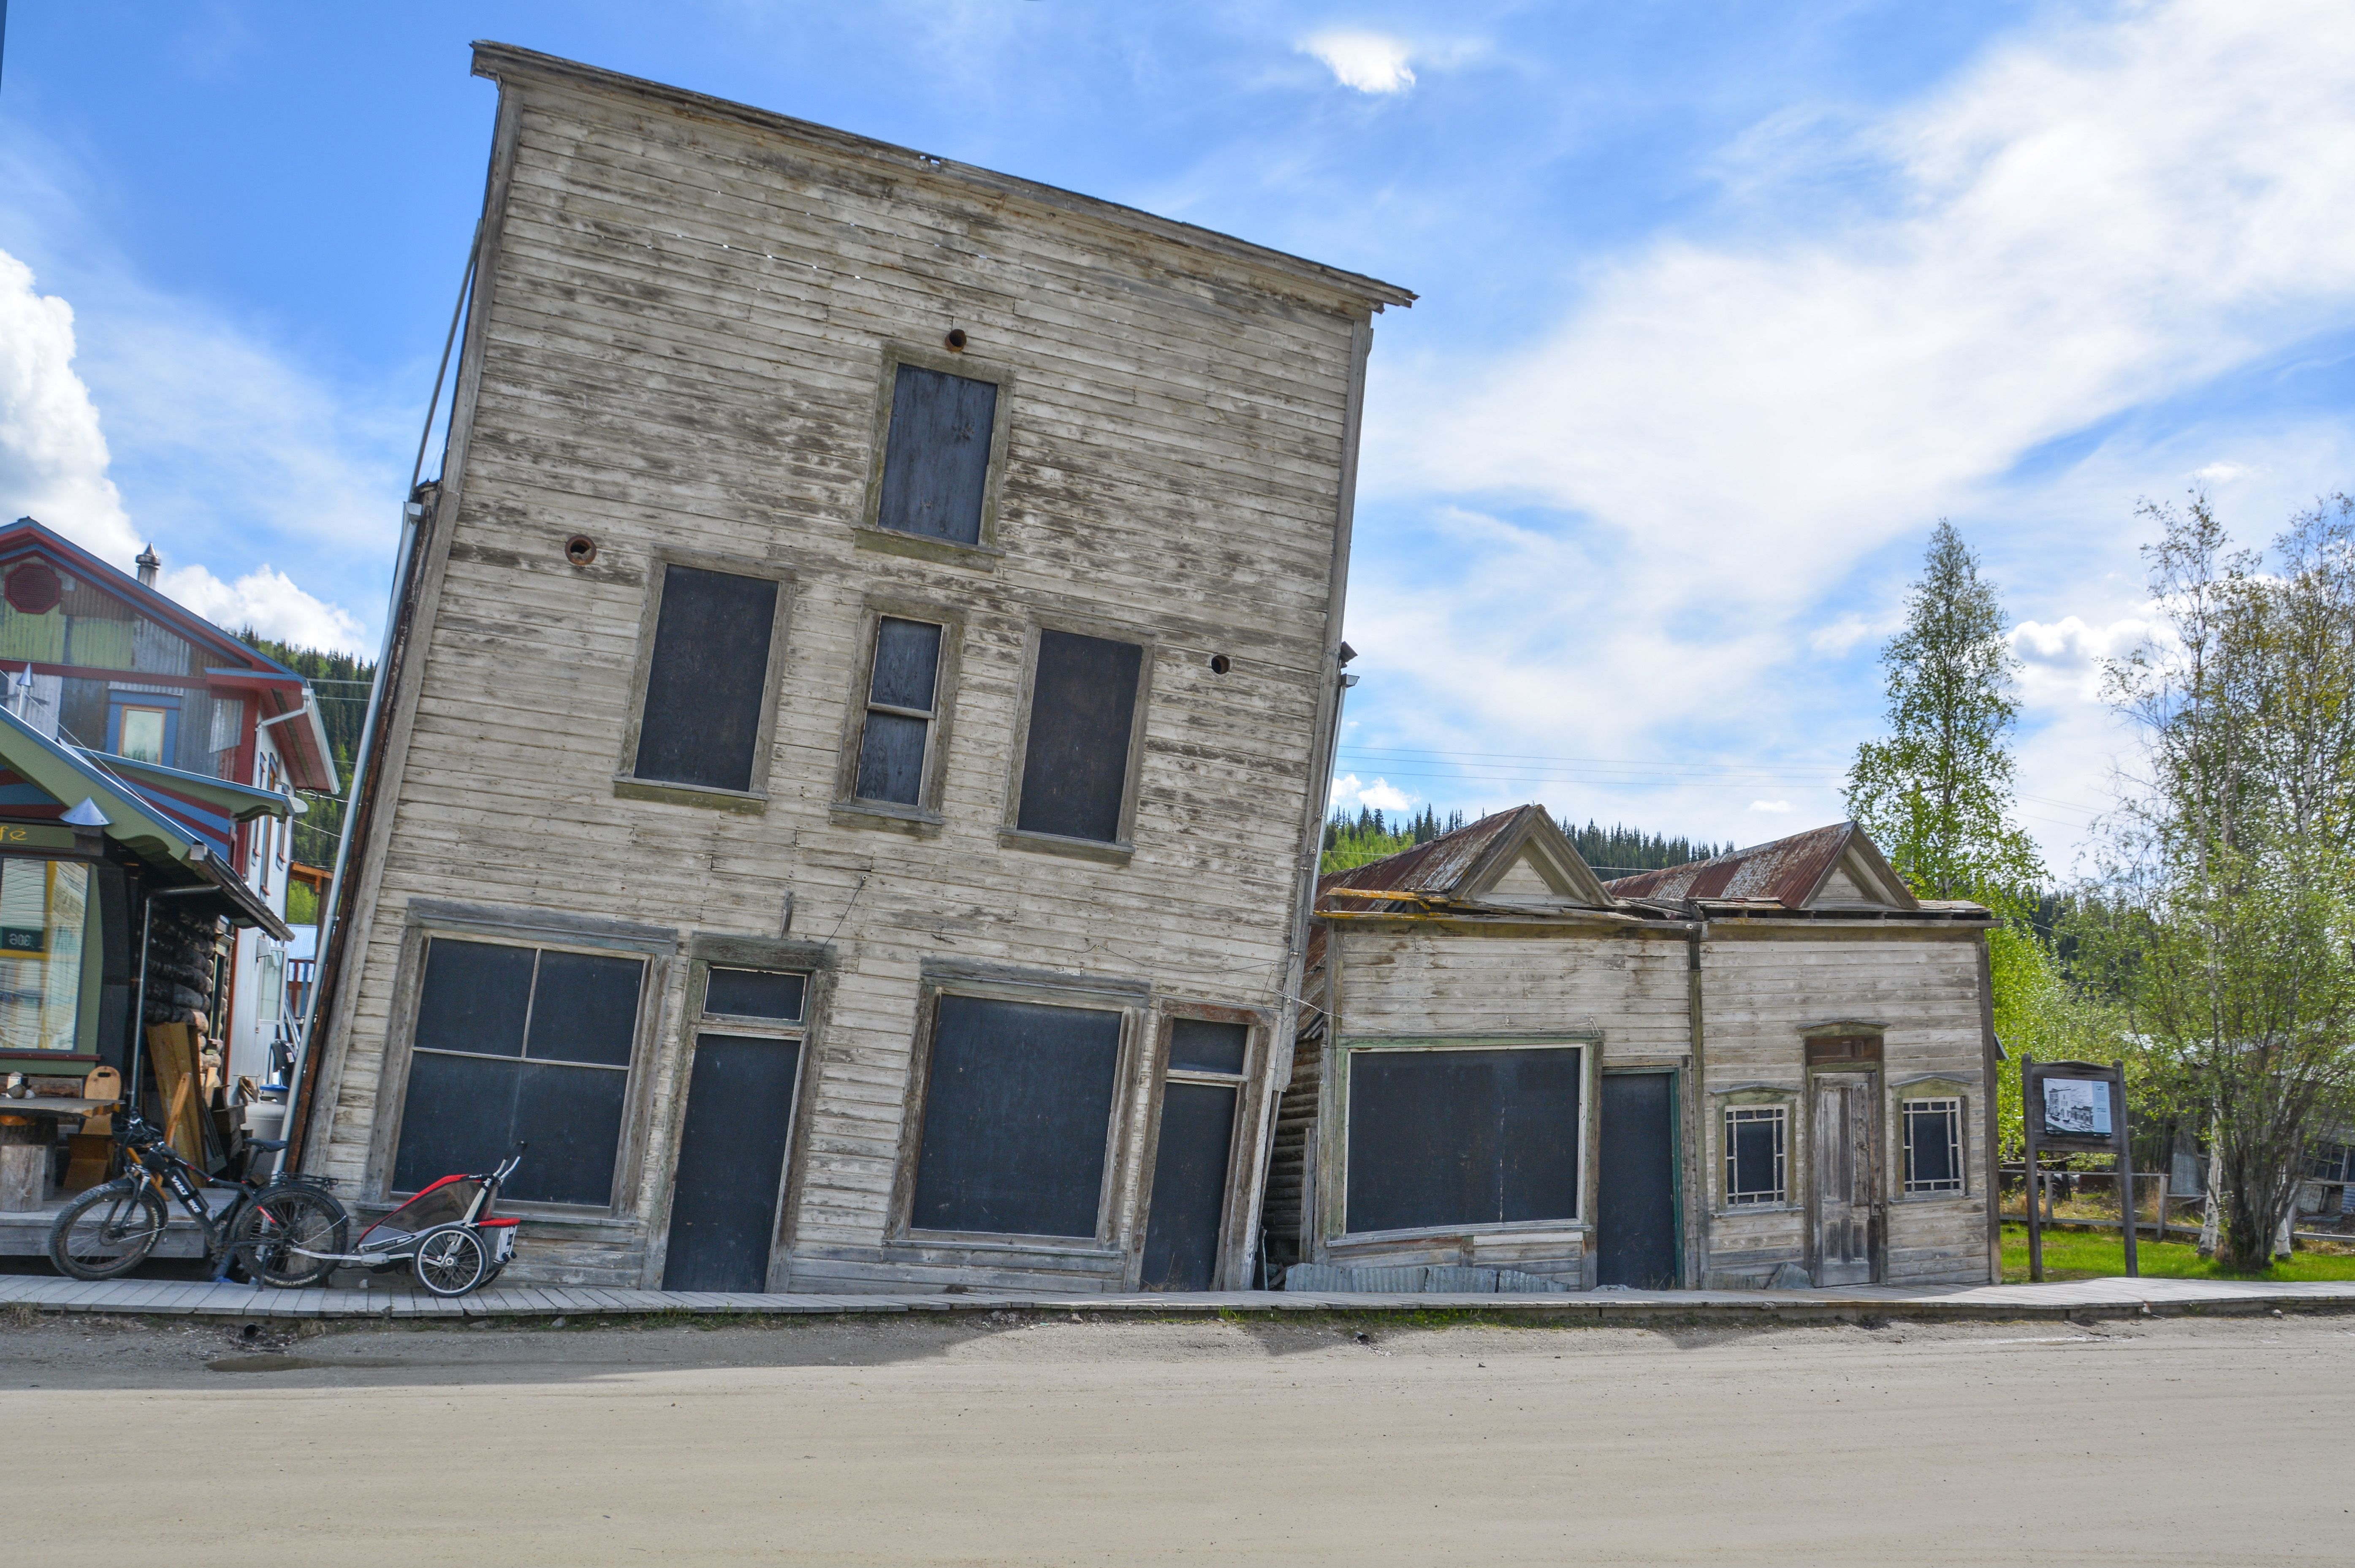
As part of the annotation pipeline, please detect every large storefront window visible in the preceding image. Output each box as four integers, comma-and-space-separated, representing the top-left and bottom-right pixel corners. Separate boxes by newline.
392, 936, 646, 1207
0, 857, 88, 1053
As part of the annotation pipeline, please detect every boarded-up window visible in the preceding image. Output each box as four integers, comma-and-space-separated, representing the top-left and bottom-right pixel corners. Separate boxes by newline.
392, 937, 646, 1207
1902, 1097, 1964, 1194
876, 365, 998, 545
909, 994, 1123, 1238
631, 565, 779, 794
1016, 630, 1143, 844
704, 967, 806, 1021
854, 617, 943, 807
1344, 1046, 1582, 1234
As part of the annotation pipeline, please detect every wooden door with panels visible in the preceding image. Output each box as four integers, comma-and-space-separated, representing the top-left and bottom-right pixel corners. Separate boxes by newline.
1806, 1034, 1883, 1286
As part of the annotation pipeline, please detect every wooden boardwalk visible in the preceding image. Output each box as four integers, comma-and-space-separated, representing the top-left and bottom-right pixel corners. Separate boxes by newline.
2, 1271, 2350, 1322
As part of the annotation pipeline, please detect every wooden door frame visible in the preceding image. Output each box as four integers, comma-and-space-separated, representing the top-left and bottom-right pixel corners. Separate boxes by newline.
1806, 1067, 1884, 1286
1598, 1066, 1683, 1289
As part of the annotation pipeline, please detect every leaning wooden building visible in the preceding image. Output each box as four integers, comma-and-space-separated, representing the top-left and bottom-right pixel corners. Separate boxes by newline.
294, 45, 1410, 1293
1268, 808, 2001, 1291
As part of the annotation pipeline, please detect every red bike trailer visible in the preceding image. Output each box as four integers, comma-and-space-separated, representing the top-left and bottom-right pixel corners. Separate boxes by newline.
285, 1149, 524, 1297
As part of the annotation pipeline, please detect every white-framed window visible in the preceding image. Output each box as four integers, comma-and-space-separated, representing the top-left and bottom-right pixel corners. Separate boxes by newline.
1902, 1096, 1966, 1194
0, 856, 87, 1053
255, 943, 286, 1025
1724, 1104, 1788, 1206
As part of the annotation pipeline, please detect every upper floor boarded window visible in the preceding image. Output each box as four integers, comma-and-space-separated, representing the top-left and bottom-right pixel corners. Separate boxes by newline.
859, 345, 1013, 563
1009, 628, 1149, 851
617, 558, 792, 808
879, 367, 996, 544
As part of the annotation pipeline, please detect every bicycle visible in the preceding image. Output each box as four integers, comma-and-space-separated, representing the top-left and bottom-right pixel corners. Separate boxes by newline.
46, 1111, 350, 1286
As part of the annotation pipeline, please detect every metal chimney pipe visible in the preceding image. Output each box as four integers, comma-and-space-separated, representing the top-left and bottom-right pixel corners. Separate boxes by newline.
135, 544, 160, 587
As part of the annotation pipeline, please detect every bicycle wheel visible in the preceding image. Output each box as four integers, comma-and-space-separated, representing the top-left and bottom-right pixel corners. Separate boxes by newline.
48, 1182, 170, 1280
413, 1226, 489, 1297
232, 1186, 350, 1289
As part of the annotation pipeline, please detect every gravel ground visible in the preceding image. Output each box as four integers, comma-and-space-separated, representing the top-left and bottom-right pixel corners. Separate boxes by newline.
3, 1309, 2348, 1565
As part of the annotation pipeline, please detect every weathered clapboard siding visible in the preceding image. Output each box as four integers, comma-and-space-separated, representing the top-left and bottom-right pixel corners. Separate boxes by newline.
1337, 925, 1691, 1043
1288, 813, 1999, 1292
1696, 926, 1990, 1288
303, 46, 1405, 1294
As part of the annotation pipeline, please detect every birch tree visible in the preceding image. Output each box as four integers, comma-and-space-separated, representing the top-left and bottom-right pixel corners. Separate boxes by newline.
2100, 494, 2355, 1271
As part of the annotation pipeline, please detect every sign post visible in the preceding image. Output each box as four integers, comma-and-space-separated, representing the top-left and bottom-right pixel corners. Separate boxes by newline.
2023, 1058, 2136, 1281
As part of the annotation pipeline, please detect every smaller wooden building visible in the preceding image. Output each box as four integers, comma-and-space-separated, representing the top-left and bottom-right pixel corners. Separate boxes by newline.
1268, 807, 2000, 1291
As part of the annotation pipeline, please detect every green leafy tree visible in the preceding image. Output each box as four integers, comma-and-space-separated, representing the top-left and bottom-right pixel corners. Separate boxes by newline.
1845, 520, 2043, 904
239, 633, 375, 871
2092, 494, 2355, 1270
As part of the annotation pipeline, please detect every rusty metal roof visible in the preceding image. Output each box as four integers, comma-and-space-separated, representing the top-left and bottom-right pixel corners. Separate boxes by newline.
1603, 821, 1902, 909
1316, 806, 1537, 914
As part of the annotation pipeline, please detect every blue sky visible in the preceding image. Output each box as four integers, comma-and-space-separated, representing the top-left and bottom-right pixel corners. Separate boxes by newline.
4, 2, 2352, 871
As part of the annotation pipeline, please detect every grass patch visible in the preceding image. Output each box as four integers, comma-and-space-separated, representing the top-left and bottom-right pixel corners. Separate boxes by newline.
2001, 1223, 2355, 1283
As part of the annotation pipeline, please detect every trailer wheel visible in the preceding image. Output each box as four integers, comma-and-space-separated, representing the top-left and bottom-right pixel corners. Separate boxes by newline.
233, 1187, 349, 1289
414, 1226, 490, 1297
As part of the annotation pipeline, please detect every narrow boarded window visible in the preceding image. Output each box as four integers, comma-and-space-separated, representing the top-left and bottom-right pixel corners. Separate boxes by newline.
392, 937, 646, 1207
854, 617, 943, 807
876, 365, 998, 545
1344, 1046, 1582, 1234
703, 967, 806, 1022
1725, 1105, 1788, 1205
1016, 630, 1143, 844
1902, 1097, 1964, 1194
909, 994, 1123, 1238
632, 565, 779, 794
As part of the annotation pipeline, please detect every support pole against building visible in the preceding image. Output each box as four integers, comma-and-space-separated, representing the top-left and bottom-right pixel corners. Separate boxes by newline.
2115, 1058, 2137, 1278
125, 893, 154, 1122
2023, 1053, 2042, 1283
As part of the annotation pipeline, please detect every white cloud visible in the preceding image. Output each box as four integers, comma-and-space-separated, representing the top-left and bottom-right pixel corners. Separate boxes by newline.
2010, 614, 2157, 708
1300, 30, 1416, 94
1347, 0, 2355, 859
1808, 613, 1882, 657
1749, 799, 1794, 814
0, 215, 393, 654
157, 563, 372, 656
2193, 461, 2251, 482
1329, 773, 1418, 814
0, 251, 138, 563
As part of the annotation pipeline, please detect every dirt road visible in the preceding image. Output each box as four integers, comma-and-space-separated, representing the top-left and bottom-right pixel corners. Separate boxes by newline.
4, 1310, 2347, 1565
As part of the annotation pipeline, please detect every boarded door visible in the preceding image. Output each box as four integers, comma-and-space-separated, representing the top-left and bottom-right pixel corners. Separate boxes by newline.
1596, 1072, 1677, 1288
662, 1034, 802, 1292
1138, 1081, 1237, 1291
1810, 1073, 1878, 1286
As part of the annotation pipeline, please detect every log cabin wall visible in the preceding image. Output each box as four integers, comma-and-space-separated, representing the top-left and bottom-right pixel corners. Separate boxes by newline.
303, 45, 1407, 1291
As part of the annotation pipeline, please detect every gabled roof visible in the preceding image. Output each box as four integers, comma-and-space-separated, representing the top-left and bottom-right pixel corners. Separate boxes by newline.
0, 518, 339, 792
0, 703, 292, 939
1603, 821, 1920, 912
1319, 805, 1615, 914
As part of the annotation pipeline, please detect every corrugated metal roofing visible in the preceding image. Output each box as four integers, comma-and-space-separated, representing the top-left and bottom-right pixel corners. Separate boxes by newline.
1316, 806, 1534, 912
1604, 822, 1856, 908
